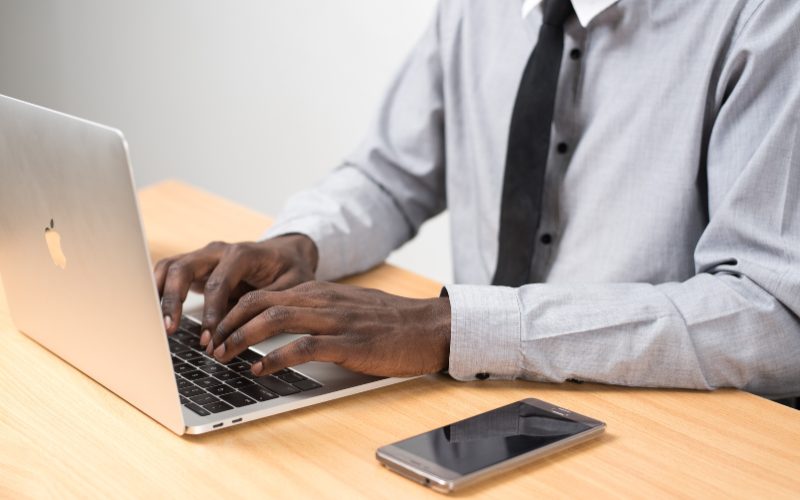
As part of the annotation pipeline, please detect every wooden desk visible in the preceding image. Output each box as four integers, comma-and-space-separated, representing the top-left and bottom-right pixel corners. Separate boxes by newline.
1, 181, 798, 498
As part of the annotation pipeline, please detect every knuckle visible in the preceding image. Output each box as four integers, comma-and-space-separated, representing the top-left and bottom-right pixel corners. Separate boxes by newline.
213, 324, 228, 343
205, 240, 227, 251
316, 288, 338, 303
204, 308, 220, 323
239, 290, 262, 308
264, 306, 291, 324
263, 351, 281, 367
170, 258, 198, 278
294, 336, 317, 358
166, 262, 185, 276
293, 281, 317, 293
339, 309, 357, 325
229, 329, 245, 346
204, 277, 226, 293
224, 243, 247, 259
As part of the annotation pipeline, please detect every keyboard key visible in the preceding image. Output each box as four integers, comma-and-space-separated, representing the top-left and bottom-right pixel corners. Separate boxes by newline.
182, 370, 208, 381
200, 364, 228, 375
183, 337, 203, 349
195, 377, 222, 389
276, 371, 306, 383
184, 402, 210, 416
238, 350, 263, 363
293, 379, 323, 391
180, 317, 202, 335
220, 392, 257, 407
173, 363, 194, 374
179, 395, 189, 404
190, 393, 220, 405
177, 350, 203, 362
180, 316, 200, 335
226, 377, 252, 389
203, 402, 234, 413
169, 341, 191, 354
179, 386, 204, 397
181, 325, 201, 337
208, 384, 236, 396
226, 362, 252, 372
240, 370, 257, 379
190, 358, 216, 367
240, 384, 278, 402
255, 375, 300, 396
173, 331, 195, 343
215, 370, 240, 381
176, 378, 193, 389
171, 356, 182, 366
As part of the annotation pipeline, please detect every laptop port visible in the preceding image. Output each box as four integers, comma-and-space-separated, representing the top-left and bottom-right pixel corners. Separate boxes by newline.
232, 418, 242, 424
212, 423, 223, 429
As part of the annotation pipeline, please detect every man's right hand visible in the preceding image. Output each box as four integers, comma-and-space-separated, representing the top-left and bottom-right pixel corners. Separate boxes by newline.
153, 234, 318, 346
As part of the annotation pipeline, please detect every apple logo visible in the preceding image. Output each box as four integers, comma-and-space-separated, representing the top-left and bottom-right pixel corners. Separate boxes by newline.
44, 218, 67, 269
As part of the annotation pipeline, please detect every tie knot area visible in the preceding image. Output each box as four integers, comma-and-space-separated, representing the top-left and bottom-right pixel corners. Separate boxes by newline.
542, 0, 575, 27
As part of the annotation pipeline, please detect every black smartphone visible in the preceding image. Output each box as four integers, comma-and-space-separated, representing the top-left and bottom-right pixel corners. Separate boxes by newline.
376, 398, 605, 493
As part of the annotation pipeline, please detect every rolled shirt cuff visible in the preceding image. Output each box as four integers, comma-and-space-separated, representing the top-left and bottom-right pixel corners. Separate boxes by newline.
445, 284, 523, 381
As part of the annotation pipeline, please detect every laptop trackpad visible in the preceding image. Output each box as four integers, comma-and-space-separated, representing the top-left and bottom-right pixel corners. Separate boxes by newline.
252, 333, 306, 353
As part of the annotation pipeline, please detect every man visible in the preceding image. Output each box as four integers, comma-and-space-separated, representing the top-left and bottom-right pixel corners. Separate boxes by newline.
156, 0, 800, 399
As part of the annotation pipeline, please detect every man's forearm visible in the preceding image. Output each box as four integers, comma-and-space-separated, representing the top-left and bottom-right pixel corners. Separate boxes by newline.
263, 166, 415, 281
445, 274, 800, 399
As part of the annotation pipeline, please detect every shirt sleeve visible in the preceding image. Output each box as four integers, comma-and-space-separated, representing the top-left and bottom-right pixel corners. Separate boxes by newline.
446, 0, 800, 399
263, 4, 446, 281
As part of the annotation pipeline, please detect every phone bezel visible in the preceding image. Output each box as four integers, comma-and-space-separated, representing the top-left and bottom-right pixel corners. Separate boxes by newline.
375, 397, 606, 493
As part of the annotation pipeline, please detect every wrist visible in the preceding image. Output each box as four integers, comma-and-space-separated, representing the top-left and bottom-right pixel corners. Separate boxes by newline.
430, 296, 451, 371
273, 233, 319, 272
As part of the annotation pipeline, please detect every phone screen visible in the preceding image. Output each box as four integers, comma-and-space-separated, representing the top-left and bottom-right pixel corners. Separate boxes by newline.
391, 401, 594, 475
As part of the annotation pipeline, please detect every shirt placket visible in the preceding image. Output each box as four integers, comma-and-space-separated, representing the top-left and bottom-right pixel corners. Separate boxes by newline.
528, 19, 586, 283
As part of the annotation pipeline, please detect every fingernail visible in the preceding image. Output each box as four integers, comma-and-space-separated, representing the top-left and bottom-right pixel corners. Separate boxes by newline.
251, 362, 262, 375
206, 342, 214, 355
213, 343, 226, 358
200, 330, 210, 346
164, 315, 172, 331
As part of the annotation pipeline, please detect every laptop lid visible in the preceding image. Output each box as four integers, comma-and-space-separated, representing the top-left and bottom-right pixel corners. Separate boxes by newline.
0, 94, 184, 435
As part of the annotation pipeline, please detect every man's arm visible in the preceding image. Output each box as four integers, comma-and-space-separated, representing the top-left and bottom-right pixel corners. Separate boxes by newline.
263, 4, 446, 281
155, 4, 448, 346
446, 0, 800, 399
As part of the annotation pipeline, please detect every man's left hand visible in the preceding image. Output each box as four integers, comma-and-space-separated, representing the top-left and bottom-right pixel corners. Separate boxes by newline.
206, 281, 451, 378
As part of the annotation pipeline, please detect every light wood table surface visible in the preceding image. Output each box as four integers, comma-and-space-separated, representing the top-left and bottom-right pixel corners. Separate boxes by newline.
1, 180, 798, 499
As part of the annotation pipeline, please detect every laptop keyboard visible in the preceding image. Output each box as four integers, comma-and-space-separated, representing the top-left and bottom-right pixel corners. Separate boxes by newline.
171, 317, 323, 417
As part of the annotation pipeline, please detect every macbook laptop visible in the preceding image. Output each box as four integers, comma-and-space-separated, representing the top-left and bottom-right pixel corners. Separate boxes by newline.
0, 94, 411, 435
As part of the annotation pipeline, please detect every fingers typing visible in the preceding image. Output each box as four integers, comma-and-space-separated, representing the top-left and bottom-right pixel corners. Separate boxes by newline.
251, 336, 344, 376
213, 305, 340, 363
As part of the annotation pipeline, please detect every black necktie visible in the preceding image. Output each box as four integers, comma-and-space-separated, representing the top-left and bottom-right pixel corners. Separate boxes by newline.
492, 0, 575, 286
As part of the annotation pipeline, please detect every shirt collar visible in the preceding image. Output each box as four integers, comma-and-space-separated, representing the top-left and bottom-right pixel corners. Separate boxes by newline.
521, 0, 619, 27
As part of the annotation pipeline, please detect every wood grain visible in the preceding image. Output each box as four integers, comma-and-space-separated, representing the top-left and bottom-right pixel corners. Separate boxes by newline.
1, 180, 798, 499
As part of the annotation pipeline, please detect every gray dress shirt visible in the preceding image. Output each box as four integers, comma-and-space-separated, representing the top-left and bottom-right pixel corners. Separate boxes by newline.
264, 0, 800, 398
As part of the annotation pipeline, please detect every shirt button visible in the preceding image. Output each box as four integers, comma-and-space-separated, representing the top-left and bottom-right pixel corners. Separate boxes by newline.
475, 372, 490, 380
540, 233, 553, 245
570, 48, 582, 60
556, 142, 569, 154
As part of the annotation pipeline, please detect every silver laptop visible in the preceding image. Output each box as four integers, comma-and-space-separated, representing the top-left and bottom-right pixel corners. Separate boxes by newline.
0, 94, 411, 435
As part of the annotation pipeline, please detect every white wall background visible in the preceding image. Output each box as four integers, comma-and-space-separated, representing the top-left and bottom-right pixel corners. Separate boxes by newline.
0, 0, 453, 284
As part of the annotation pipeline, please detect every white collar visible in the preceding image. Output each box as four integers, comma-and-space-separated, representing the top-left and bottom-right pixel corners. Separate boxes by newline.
521, 0, 619, 27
